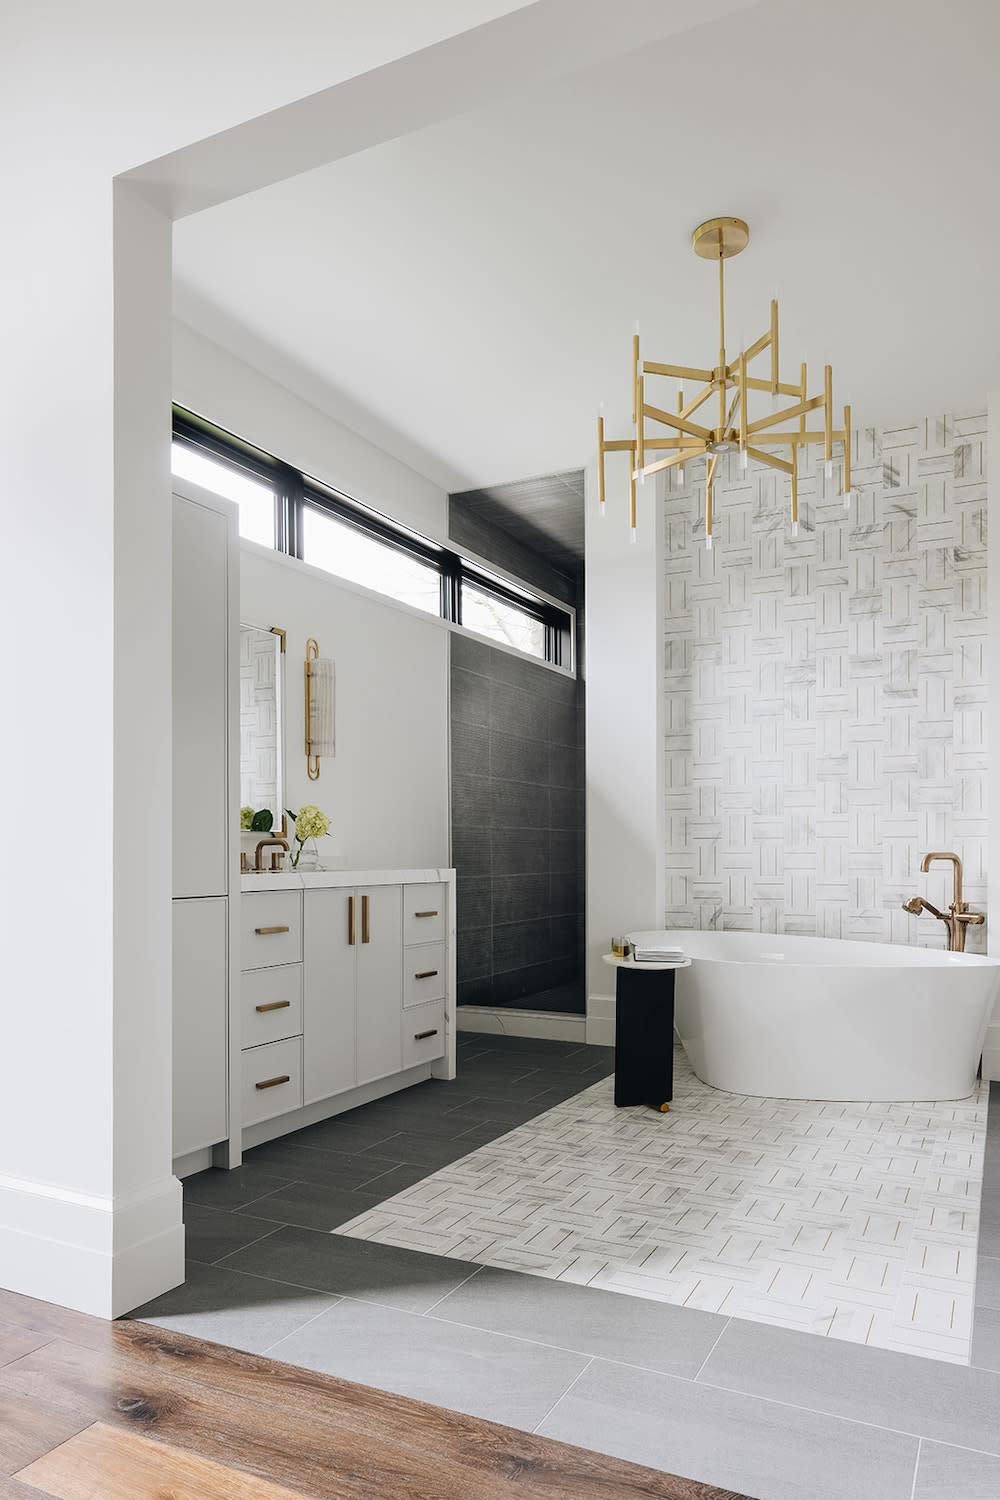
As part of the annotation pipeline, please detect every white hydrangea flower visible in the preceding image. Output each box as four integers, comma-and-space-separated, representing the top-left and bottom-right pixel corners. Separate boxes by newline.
295, 804, 330, 839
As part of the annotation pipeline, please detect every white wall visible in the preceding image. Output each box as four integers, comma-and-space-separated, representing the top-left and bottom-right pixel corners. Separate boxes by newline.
985, 392, 1000, 1082
241, 547, 450, 870
177, 322, 452, 871
0, 0, 573, 1319
174, 323, 449, 542
584, 464, 664, 1045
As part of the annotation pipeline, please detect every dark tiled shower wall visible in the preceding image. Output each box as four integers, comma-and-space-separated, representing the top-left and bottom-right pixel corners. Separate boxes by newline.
450, 631, 585, 1013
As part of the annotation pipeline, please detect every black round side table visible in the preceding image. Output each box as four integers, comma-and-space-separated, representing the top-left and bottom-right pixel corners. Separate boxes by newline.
601, 954, 691, 1111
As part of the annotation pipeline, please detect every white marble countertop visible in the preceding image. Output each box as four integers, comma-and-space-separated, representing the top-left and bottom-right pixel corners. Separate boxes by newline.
240, 867, 454, 893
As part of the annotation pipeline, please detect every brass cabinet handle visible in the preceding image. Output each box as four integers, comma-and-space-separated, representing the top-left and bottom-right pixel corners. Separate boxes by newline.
255, 1075, 290, 1090
414, 1029, 439, 1041
255, 1000, 291, 1013
414, 970, 439, 980
362, 893, 370, 944
348, 895, 356, 946
255, 925, 290, 935
414, 910, 438, 918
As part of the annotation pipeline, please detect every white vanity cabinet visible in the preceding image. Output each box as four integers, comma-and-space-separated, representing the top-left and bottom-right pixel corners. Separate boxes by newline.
304, 885, 403, 1102
239, 869, 455, 1149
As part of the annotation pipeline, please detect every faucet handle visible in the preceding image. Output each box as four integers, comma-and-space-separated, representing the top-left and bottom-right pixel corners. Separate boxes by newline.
270, 852, 284, 871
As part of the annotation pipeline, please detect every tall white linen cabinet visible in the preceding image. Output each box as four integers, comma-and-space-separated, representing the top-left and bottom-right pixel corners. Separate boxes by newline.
171, 487, 240, 1173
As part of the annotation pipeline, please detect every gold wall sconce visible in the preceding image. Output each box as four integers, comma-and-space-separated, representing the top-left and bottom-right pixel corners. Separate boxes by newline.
304, 637, 336, 780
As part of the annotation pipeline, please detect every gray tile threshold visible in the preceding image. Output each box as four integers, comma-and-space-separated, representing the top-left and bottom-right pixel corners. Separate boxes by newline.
139, 1036, 1000, 1500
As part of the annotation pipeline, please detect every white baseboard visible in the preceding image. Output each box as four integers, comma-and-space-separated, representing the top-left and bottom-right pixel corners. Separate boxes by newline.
172, 1146, 214, 1180
0, 1171, 184, 1319
457, 1007, 587, 1043
982, 1047, 1000, 1085
586, 993, 616, 1048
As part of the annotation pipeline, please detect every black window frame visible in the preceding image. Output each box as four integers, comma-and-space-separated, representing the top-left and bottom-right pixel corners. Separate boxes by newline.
172, 406, 573, 669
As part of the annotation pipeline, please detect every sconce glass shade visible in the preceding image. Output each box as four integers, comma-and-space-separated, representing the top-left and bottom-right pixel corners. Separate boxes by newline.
305, 638, 336, 779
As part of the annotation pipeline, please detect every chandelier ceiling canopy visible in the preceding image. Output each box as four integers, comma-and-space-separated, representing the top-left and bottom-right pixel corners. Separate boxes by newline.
598, 217, 853, 546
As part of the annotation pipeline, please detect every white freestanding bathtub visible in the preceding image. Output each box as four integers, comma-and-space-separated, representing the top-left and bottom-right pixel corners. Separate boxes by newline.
631, 929, 1000, 1102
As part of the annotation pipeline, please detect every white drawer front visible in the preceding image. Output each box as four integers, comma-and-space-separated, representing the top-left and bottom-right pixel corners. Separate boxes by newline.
242, 1037, 303, 1126
241, 891, 302, 969
242, 964, 303, 1049
403, 884, 446, 946
402, 1001, 446, 1069
403, 942, 446, 1008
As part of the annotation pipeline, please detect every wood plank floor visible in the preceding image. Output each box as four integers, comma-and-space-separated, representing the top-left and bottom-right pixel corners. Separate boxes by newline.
0, 1289, 753, 1500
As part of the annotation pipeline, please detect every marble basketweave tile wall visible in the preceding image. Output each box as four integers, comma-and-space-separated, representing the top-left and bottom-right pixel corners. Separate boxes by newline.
661, 413, 987, 943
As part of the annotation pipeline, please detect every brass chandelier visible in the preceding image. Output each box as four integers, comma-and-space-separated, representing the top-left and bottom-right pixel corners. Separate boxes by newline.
597, 217, 852, 546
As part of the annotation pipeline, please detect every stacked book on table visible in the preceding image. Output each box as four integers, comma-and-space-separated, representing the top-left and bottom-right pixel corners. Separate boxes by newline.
630, 938, 687, 964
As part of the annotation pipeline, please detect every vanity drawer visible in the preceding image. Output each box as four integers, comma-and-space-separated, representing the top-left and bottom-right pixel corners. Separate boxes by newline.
242, 964, 303, 1048
242, 1037, 303, 1126
403, 942, 446, 1008
403, 884, 446, 945
402, 1001, 446, 1069
241, 891, 302, 969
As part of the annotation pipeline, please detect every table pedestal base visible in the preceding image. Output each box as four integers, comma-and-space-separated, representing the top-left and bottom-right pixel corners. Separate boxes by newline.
613, 965, 675, 1110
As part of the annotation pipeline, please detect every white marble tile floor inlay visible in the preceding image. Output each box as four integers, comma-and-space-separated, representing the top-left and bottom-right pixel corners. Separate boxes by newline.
336, 1047, 987, 1364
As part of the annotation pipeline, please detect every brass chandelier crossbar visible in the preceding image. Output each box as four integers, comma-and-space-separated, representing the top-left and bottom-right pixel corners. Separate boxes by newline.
598, 217, 852, 546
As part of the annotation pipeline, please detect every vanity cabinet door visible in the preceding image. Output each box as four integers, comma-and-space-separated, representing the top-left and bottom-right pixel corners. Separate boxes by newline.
303, 888, 357, 1106
173, 897, 228, 1158
356, 885, 404, 1086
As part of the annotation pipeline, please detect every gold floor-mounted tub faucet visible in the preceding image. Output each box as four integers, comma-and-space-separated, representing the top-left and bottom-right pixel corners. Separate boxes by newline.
902, 852, 984, 952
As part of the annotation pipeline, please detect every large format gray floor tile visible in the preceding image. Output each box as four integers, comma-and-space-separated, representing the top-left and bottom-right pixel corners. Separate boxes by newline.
913, 1441, 1000, 1499
430, 1264, 728, 1379
129, 1263, 339, 1354
231, 1179, 389, 1232
243, 1138, 401, 1191
353, 1130, 490, 1170
182, 1204, 282, 1265
182, 1162, 292, 1209
266, 1296, 590, 1430
537, 1358, 919, 1500
973, 1254, 1000, 1311
218, 1226, 482, 1313
288, 1117, 405, 1154
698, 1315, 1000, 1455
969, 1307, 1000, 1372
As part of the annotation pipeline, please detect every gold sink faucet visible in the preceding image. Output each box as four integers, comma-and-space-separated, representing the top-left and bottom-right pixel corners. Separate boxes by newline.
254, 836, 290, 872
902, 852, 984, 952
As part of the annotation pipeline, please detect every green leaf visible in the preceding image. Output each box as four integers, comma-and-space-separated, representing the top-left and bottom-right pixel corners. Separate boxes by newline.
251, 808, 274, 832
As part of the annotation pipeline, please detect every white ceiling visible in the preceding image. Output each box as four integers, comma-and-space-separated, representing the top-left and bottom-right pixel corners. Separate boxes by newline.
173, 0, 1000, 495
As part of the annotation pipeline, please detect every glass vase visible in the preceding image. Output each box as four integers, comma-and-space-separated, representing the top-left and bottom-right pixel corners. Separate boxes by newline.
296, 837, 321, 872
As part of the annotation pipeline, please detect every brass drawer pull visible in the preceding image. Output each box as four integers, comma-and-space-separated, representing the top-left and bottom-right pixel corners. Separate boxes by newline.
255, 1074, 290, 1090
255, 925, 290, 935
414, 910, 438, 918
414, 1029, 439, 1041
362, 893, 370, 944
348, 895, 356, 946
255, 1000, 291, 1013
414, 970, 439, 980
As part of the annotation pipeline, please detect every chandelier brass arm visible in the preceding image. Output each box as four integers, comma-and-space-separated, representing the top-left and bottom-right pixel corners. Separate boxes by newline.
597, 217, 854, 547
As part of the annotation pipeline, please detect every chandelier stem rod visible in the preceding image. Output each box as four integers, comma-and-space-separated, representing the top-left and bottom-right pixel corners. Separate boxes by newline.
718, 249, 726, 432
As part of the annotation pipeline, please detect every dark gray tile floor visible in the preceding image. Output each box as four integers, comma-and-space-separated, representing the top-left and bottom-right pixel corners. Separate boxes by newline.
131, 1034, 1000, 1500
